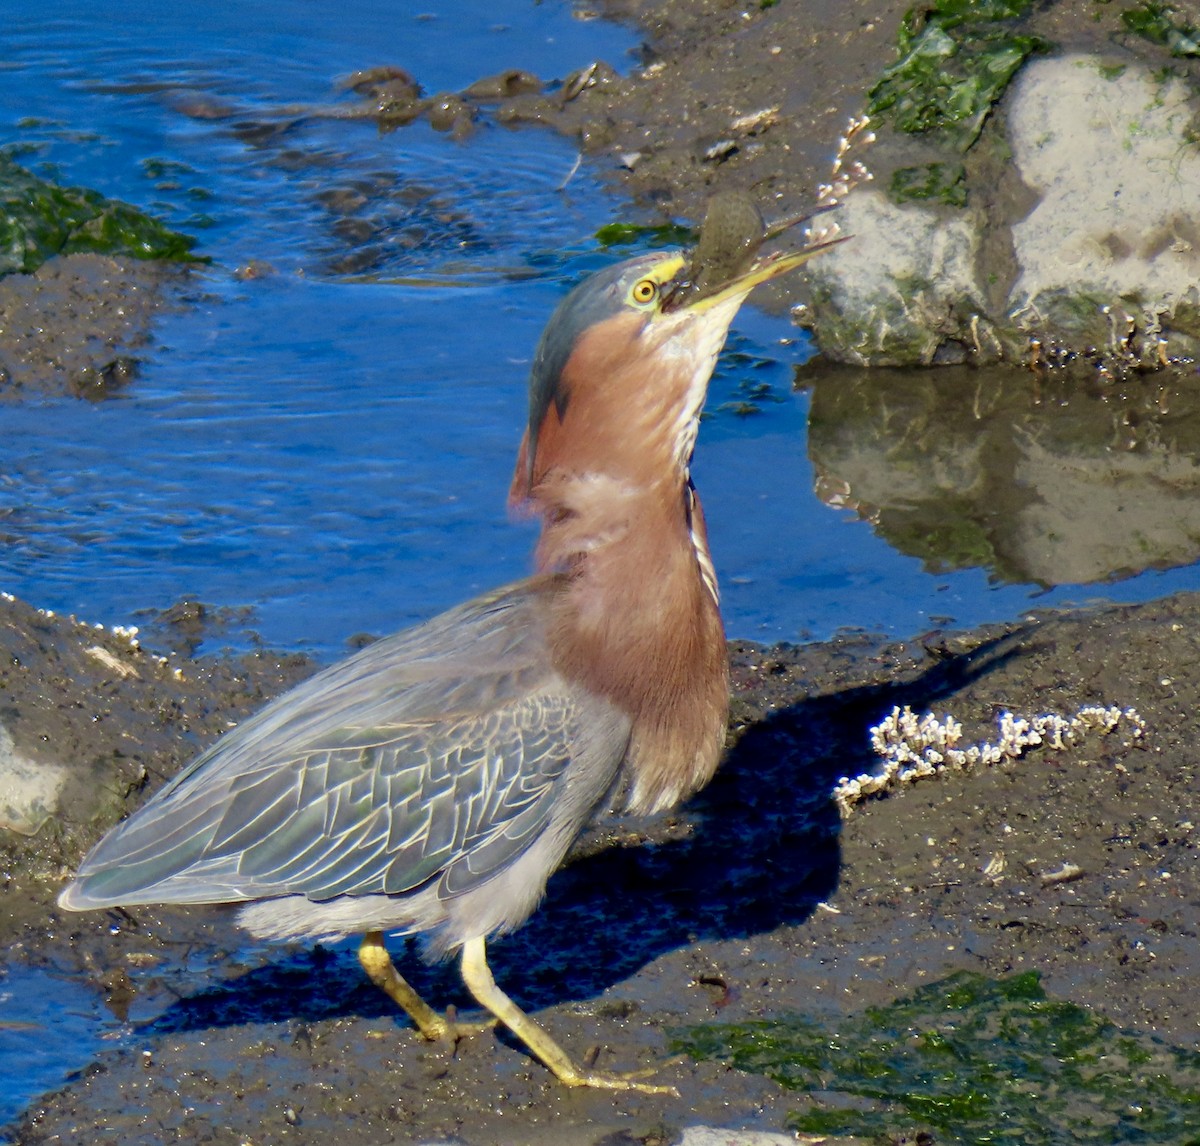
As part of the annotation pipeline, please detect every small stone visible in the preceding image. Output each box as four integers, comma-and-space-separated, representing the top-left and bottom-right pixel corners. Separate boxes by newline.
0, 723, 68, 835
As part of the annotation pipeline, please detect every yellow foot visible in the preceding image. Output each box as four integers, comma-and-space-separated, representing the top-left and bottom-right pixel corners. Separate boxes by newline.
434, 1005, 499, 1043
460, 936, 680, 1096
557, 1065, 679, 1097
358, 931, 495, 1043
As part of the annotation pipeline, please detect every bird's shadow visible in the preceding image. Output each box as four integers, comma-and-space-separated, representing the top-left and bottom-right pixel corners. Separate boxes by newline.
144, 629, 1025, 1037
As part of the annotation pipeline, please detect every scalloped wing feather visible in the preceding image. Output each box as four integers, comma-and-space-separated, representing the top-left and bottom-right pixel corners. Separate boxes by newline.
59, 576, 612, 910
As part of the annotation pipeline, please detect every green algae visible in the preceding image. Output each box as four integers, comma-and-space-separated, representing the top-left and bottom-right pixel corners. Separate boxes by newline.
672, 970, 1200, 1143
0, 155, 203, 276
868, 0, 1051, 151
1122, 1, 1200, 55
594, 220, 695, 249
891, 161, 969, 206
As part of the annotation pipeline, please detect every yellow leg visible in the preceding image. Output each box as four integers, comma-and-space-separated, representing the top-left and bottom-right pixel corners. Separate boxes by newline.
358, 930, 493, 1042
459, 935, 678, 1096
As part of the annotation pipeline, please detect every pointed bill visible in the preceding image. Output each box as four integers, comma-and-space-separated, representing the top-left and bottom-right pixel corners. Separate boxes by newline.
676, 237, 845, 314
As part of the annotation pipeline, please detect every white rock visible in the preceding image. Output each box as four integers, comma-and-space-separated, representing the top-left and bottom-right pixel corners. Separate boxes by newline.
804, 53, 1200, 366
804, 188, 987, 366
1007, 55, 1200, 340
0, 723, 68, 836
679, 1131, 797, 1146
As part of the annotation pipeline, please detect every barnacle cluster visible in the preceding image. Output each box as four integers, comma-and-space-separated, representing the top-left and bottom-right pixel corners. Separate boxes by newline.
804, 115, 875, 248
834, 703, 1146, 816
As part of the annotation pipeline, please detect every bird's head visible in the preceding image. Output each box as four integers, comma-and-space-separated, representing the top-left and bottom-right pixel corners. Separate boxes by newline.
511, 220, 833, 503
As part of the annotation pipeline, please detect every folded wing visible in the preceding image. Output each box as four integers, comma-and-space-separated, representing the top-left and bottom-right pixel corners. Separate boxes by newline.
60, 576, 626, 910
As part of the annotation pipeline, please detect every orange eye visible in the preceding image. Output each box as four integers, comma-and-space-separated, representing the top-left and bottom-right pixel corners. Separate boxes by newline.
631, 278, 657, 304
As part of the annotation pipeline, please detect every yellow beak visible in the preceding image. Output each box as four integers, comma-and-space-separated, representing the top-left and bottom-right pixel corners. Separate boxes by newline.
682, 240, 840, 314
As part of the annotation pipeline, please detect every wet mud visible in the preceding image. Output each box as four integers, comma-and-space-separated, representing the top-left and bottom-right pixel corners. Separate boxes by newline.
594, 0, 1184, 219
3, 0, 1200, 1142
0, 254, 187, 400
4, 589, 1198, 1143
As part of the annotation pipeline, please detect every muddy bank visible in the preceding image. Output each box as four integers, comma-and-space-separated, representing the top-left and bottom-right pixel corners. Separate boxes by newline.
552, 0, 909, 227
0, 254, 189, 400
0, 596, 313, 929
0, 152, 203, 399
3, 586, 1197, 1142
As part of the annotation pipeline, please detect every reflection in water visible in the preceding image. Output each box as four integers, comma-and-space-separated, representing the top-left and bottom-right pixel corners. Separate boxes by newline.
805, 364, 1200, 586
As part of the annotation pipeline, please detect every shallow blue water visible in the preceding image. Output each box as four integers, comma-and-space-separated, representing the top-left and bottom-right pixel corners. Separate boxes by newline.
0, 966, 108, 1128
0, 0, 632, 651
2, 0, 1172, 662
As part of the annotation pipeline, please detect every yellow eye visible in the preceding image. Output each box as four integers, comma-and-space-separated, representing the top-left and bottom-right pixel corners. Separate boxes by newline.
631, 278, 658, 305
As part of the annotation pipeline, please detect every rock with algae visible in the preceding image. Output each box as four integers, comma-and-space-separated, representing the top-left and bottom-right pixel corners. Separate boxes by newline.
803, 53, 1200, 371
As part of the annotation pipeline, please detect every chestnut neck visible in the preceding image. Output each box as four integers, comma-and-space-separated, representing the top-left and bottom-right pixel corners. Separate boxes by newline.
512, 314, 731, 812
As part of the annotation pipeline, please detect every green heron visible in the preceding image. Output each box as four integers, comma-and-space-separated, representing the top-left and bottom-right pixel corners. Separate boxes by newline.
59, 218, 829, 1094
